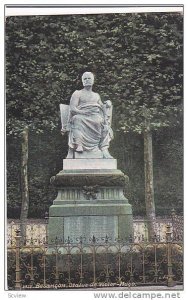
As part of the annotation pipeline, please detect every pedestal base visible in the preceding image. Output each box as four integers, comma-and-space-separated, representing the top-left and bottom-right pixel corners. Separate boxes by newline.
48, 162, 133, 243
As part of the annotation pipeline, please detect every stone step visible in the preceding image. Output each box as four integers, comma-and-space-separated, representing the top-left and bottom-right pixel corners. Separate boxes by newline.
63, 158, 117, 170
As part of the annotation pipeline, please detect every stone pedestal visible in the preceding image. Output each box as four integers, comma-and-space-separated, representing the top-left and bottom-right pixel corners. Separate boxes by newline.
48, 159, 133, 243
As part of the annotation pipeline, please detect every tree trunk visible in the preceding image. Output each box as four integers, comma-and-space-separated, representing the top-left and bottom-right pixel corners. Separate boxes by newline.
20, 127, 29, 244
144, 128, 156, 240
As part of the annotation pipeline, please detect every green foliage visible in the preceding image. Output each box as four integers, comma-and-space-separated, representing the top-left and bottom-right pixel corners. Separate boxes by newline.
7, 127, 183, 218
7, 136, 22, 215
153, 127, 183, 215
6, 13, 183, 135
113, 13, 183, 133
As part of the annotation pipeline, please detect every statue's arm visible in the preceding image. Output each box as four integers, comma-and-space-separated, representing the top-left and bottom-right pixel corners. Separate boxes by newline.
70, 91, 82, 115
97, 95, 107, 123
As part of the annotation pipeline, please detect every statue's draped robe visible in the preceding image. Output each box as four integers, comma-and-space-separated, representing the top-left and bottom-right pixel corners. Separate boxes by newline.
68, 90, 111, 152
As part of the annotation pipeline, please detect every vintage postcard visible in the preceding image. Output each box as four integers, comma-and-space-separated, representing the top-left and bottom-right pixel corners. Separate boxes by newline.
2, 1, 185, 300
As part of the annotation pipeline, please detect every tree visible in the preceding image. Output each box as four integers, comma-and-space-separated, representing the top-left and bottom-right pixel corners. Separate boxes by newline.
19, 127, 29, 242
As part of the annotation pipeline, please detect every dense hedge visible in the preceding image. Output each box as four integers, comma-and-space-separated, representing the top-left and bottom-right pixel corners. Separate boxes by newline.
6, 13, 182, 134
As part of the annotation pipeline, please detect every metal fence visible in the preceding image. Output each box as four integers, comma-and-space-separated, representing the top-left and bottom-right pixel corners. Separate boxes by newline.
7, 224, 183, 290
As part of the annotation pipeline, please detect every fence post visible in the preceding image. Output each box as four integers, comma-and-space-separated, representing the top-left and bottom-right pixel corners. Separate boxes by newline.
166, 225, 175, 287
171, 208, 176, 240
92, 236, 96, 286
45, 211, 49, 244
15, 229, 22, 290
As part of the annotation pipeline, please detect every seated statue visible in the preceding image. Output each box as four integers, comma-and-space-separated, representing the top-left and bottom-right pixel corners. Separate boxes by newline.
60, 72, 114, 159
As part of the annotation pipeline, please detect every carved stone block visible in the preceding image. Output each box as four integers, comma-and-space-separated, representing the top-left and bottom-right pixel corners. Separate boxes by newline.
48, 169, 133, 243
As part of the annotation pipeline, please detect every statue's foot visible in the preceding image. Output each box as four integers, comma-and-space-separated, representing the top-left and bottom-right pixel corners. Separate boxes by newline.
102, 149, 113, 158
76, 145, 84, 152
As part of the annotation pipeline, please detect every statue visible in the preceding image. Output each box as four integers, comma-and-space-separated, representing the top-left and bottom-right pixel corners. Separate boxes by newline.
60, 72, 114, 159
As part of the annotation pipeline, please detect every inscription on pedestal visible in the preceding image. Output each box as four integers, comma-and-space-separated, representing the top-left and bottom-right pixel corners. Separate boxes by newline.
48, 169, 133, 244
64, 216, 118, 242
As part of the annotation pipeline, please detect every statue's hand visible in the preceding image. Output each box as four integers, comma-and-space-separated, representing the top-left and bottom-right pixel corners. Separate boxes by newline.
83, 111, 91, 115
104, 100, 112, 108
61, 128, 67, 136
83, 107, 100, 115
102, 124, 109, 133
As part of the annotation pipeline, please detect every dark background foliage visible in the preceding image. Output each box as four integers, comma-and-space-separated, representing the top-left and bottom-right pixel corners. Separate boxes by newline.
6, 13, 183, 218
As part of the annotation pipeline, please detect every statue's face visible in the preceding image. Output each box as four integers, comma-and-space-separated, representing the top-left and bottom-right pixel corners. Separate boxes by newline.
82, 73, 94, 87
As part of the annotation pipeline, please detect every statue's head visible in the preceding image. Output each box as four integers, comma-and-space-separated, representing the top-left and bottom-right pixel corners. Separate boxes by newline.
82, 72, 94, 87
